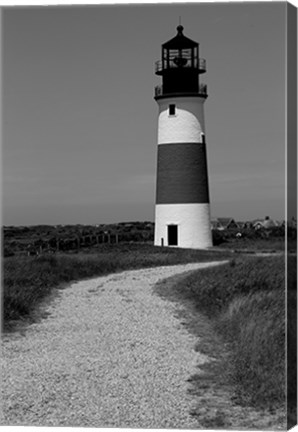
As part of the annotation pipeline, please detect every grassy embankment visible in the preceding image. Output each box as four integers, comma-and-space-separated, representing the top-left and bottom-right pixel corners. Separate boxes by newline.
3, 242, 232, 327
155, 255, 295, 413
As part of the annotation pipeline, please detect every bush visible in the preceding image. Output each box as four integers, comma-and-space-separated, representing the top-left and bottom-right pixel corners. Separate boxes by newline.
212, 230, 226, 245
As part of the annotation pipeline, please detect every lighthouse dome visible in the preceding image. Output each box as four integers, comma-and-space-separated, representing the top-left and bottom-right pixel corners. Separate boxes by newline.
162, 25, 198, 49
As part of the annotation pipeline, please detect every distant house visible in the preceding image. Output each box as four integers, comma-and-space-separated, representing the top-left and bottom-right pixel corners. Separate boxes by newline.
211, 218, 239, 230
253, 221, 265, 230
252, 216, 278, 230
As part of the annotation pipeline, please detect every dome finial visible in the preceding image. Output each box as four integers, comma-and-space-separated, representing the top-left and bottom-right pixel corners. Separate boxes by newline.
177, 16, 183, 34
177, 24, 184, 34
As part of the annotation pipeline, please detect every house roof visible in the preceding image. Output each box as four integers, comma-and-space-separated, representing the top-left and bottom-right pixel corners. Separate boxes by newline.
252, 218, 278, 228
263, 219, 277, 228
217, 218, 237, 227
211, 218, 239, 229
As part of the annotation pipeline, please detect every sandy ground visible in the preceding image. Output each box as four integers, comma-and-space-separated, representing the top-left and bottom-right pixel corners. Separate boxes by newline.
1, 261, 226, 428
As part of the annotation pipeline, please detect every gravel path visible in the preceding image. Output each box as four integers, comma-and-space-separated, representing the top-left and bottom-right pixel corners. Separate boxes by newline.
1, 261, 224, 428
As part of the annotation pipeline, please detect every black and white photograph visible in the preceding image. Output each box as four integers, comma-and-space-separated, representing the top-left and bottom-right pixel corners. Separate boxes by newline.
1, 1, 297, 430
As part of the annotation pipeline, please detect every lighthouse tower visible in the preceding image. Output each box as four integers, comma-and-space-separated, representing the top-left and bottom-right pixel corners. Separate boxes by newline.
154, 25, 212, 249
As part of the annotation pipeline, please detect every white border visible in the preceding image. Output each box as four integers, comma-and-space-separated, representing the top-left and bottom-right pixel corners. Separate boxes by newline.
1, 2, 297, 432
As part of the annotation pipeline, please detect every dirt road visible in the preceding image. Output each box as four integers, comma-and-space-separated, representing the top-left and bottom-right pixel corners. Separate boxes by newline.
1, 261, 224, 428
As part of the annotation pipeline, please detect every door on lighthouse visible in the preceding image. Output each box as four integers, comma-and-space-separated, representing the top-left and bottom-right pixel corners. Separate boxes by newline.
168, 225, 178, 246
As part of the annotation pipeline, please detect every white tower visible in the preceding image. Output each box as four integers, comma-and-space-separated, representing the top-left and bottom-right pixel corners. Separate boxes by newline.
154, 25, 212, 249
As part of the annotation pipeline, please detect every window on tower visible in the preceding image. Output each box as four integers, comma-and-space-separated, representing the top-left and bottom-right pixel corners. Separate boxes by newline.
169, 104, 176, 116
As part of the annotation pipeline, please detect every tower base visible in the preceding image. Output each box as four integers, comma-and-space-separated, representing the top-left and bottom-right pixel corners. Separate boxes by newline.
154, 203, 213, 249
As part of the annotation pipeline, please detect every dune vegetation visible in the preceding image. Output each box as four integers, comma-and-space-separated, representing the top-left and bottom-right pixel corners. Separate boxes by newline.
155, 255, 294, 411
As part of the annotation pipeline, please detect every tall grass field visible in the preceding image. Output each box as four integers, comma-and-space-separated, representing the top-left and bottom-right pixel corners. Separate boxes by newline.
156, 255, 295, 411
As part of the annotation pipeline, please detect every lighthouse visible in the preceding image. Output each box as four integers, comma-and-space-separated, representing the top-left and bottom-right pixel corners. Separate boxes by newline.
154, 25, 213, 249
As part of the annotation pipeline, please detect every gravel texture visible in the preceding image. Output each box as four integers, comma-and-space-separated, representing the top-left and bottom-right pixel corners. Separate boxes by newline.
1, 261, 223, 428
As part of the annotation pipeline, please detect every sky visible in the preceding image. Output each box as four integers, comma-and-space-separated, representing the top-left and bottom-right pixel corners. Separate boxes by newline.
1, 2, 290, 225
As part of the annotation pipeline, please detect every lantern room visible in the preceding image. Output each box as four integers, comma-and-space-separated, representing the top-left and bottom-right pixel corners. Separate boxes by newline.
155, 25, 207, 99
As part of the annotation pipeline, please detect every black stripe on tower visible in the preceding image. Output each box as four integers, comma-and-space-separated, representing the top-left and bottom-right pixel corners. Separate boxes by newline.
156, 142, 210, 204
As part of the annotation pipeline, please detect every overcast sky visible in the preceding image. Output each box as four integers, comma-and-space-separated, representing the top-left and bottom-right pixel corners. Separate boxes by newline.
2, 2, 288, 225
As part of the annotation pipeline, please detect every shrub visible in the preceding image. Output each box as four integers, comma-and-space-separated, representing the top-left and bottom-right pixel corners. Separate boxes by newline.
212, 230, 226, 245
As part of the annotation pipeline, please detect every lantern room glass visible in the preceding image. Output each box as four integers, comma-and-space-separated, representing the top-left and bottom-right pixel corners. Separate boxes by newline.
162, 46, 198, 70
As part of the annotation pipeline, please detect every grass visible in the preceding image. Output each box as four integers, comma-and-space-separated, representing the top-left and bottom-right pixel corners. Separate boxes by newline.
155, 255, 291, 410
216, 237, 286, 252
218, 289, 284, 406
2, 242, 232, 327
